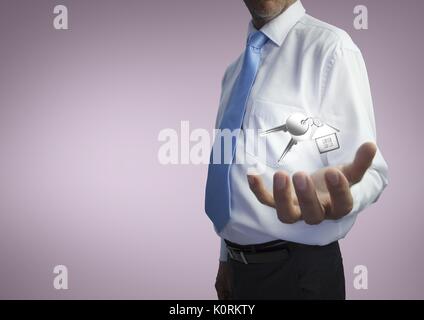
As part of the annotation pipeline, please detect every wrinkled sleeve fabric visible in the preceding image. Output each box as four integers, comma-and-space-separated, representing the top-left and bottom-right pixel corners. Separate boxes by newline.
215, 68, 230, 262
320, 42, 389, 223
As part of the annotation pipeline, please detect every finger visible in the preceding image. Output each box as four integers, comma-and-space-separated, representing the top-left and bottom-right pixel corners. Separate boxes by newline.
292, 172, 325, 225
273, 171, 301, 224
247, 175, 275, 207
341, 142, 377, 185
324, 168, 353, 219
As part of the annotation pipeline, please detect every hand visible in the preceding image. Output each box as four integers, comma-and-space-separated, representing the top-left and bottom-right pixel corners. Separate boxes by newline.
215, 261, 232, 300
247, 142, 377, 225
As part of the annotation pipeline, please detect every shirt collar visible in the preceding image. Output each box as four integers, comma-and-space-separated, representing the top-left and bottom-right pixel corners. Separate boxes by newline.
247, 0, 306, 47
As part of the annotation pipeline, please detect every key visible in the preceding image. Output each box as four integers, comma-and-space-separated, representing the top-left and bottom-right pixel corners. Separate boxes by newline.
278, 138, 297, 163
260, 124, 288, 136
260, 113, 340, 164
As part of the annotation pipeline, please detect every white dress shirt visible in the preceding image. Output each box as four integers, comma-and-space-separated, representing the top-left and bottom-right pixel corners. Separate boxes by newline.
214, 1, 389, 261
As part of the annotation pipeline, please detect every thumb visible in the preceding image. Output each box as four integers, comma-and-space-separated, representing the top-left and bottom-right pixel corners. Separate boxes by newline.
341, 142, 377, 185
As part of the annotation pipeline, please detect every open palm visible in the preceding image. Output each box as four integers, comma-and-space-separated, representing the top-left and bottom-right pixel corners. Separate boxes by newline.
247, 142, 377, 225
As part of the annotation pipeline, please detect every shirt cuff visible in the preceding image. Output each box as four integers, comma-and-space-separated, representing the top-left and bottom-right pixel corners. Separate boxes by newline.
346, 166, 388, 218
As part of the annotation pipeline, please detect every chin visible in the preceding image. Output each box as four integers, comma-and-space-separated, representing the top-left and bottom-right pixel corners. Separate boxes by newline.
253, 1, 284, 19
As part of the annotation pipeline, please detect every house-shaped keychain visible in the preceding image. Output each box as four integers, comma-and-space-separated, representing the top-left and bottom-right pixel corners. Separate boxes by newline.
260, 113, 340, 164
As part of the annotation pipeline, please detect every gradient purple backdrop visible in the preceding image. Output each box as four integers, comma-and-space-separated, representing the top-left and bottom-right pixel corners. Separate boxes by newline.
0, 0, 423, 299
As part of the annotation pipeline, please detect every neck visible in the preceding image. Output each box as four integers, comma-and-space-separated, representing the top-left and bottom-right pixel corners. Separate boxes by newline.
252, 0, 296, 29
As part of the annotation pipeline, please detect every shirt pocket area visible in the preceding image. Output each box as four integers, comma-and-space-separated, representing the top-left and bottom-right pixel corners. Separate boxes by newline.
245, 99, 324, 172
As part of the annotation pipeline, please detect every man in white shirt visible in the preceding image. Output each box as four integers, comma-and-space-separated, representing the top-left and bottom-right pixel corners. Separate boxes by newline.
208, 0, 388, 299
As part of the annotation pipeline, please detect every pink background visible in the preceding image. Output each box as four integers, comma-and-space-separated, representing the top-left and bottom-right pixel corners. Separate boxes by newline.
0, 0, 423, 299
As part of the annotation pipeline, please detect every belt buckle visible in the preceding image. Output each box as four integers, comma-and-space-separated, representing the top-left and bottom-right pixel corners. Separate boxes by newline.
228, 247, 249, 265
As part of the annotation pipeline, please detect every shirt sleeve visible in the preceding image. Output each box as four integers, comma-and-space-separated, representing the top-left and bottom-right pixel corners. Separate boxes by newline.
216, 68, 230, 262
319, 43, 389, 218
214, 68, 230, 129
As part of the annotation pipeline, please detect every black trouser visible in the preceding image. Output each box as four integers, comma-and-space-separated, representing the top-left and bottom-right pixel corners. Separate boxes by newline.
228, 241, 345, 300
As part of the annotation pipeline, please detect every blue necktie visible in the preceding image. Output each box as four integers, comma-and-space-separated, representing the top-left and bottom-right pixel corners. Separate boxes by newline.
205, 31, 269, 232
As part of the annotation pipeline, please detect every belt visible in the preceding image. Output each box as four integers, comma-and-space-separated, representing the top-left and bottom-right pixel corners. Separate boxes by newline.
225, 239, 290, 265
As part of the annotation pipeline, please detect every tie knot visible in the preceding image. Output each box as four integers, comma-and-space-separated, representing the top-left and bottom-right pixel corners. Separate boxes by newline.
247, 31, 269, 50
